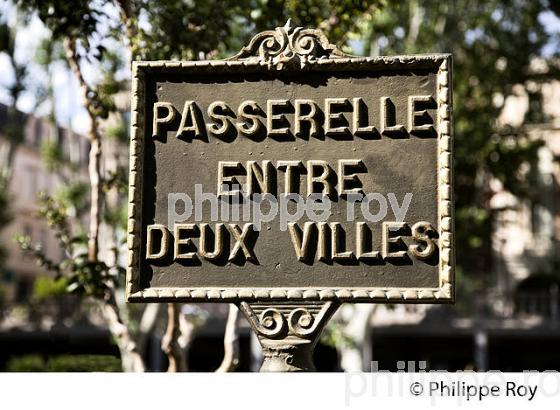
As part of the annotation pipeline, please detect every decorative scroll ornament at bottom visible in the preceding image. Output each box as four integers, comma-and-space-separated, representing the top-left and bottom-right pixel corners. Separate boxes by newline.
239, 301, 340, 371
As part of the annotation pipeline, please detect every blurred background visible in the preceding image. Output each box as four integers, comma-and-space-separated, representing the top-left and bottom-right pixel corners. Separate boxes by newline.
0, 0, 559, 372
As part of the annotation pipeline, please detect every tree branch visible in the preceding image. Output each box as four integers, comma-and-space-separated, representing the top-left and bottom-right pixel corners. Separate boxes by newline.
63, 37, 102, 262
115, 0, 140, 61
161, 303, 187, 372
216, 304, 240, 372
102, 290, 146, 372
136, 303, 160, 355
63, 35, 145, 372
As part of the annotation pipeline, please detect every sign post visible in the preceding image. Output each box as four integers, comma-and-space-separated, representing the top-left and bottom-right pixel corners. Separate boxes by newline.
126, 21, 454, 371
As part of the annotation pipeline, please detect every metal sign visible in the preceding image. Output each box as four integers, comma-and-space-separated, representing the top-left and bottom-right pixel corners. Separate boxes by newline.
126, 22, 454, 305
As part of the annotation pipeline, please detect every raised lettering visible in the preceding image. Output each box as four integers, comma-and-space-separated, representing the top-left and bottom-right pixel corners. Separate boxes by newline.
288, 222, 317, 262
410, 221, 437, 260
152, 102, 175, 138
146, 224, 169, 259
174, 223, 198, 261
380, 97, 407, 138
176, 101, 203, 139
325, 98, 350, 136
207, 101, 234, 136
237, 100, 262, 136
295, 99, 319, 138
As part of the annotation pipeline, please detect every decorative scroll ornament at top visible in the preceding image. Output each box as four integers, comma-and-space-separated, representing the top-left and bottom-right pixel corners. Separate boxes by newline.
228, 19, 351, 69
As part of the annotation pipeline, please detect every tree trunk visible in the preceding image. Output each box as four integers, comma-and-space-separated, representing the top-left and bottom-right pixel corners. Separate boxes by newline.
339, 304, 376, 372
136, 303, 160, 356
102, 292, 145, 372
161, 303, 186, 372
216, 304, 240, 372
116, 3, 191, 374
178, 312, 196, 371
63, 37, 102, 261
64, 36, 146, 372
87, 137, 101, 260
116, 0, 140, 61
405, 0, 424, 52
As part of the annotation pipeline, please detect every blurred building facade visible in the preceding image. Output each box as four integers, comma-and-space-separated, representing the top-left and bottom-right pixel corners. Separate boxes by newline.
0, 102, 90, 304
0, 103, 131, 371
365, 80, 560, 372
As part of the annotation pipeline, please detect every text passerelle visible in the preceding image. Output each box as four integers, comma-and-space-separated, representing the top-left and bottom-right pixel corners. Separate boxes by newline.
146, 96, 438, 266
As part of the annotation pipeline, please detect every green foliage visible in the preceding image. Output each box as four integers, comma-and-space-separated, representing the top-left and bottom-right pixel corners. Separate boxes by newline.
54, 181, 89, 214
13, 0, 559, 317
5, 354, 45, 371
6, 354, 122, 372
0, 23, 12, 52
93, 50, 127, 119
321, 321, 358, 349
0, 20, 26, 145
32, 276, 69, 300
16, 234, 62, 275
40, 139, 67, 172
35, 37, 64, 67
17, 0, 105, 42
132, 0, 253, 60
104, 202, 128, 231
18, 1, 126, 121
103, 165, 128, 194
16, 192, 123, 299
18, 232, 121, 298
37, 193, 73, 249
250, 0, 381, 47
126, 0, 381, 60
47, 355, 122, 372
63, 253, 121, 298
0, 178, 11, 227
106, 118, 128, 143
34, 37, 65, 122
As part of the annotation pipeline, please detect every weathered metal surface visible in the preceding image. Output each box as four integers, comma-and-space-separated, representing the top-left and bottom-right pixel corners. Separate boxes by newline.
239, 301, 340, 371
126, 21, 454, 304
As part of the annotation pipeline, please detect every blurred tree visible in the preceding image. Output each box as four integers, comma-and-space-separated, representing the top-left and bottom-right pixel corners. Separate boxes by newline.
361, 0, 559, 293
13, 0, 380, 371
0, 13, 24, 269
9, 0, 557, 372
0, 16, 27, 180
32, 276, 68, 300
117, 0, 383, 372
16, 0, 146, 372
13, 0, 556, 372
325, 0, 560, 371
121, 0, 378, 61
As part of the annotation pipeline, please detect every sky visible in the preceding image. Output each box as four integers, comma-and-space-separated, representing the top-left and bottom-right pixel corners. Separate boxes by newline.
0, 2, 116, 135
0, 4, 559, 136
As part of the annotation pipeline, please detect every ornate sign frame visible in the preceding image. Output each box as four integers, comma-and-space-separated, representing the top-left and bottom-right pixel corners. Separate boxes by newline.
126, 21, 454, 305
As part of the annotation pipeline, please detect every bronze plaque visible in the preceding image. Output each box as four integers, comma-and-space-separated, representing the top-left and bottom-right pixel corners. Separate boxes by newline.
126, 25, 454, 303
